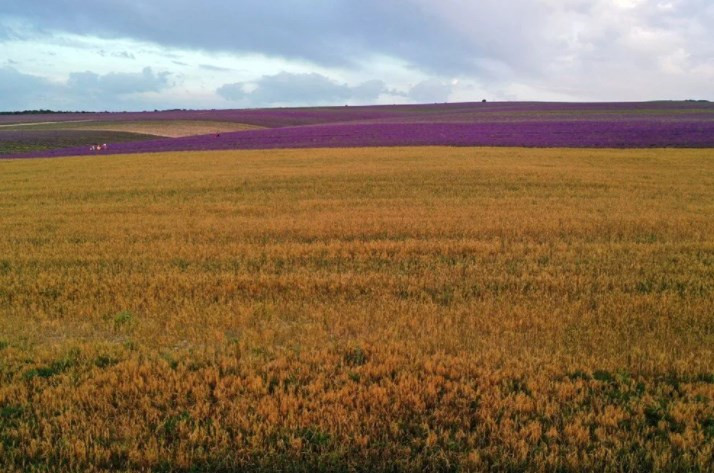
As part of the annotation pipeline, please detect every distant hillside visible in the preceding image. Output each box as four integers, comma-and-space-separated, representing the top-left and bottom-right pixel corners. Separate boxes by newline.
0, 110, 91, 115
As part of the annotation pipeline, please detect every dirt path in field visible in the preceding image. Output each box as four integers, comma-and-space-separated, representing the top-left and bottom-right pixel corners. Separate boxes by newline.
0, 120, 265, 137
72, 121, 265, 137
0, 120, 93, 128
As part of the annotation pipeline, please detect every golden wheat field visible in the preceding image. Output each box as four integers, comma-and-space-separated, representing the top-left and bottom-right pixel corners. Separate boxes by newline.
1, 146, 713, 472
0, 120, 264, 137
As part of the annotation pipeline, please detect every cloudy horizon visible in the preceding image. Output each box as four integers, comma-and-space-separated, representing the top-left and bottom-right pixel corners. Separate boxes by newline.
1, 0, 712, 111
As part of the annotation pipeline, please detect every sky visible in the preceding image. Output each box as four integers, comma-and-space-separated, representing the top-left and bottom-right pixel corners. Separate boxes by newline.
0, 0, 712, 111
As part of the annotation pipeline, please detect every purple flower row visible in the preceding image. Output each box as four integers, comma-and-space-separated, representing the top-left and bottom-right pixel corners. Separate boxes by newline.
8, 120, 713, 159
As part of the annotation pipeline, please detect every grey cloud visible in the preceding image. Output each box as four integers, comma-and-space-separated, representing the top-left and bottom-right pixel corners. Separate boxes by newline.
217, 72, 387, 106
0, 67, 59, 110
247, 72, 351, 104
0, 22, 24, 41
217, 72, 456, 107
0, 66, 172, 111
408, 79, 452, 103
156, 51, 182, 59
215, 82, 247, 102
98, 50, 136, 59
67, 67, 169, 96
350, 80, 389, 101
200, 64, 233, 72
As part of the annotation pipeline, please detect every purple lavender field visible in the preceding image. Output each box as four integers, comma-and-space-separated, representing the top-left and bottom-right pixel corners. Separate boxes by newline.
2, 101, 713, 158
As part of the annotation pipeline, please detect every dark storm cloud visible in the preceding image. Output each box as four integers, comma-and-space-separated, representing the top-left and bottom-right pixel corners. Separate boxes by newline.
217, 72, 388, 106
0, 0, 482, 75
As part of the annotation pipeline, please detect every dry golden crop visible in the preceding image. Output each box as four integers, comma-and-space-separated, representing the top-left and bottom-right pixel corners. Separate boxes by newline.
1, 120, 264, 137
1, 147, 713, 472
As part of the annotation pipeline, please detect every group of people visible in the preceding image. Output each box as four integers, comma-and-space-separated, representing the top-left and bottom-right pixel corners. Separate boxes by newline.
89, 143, 108, 151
